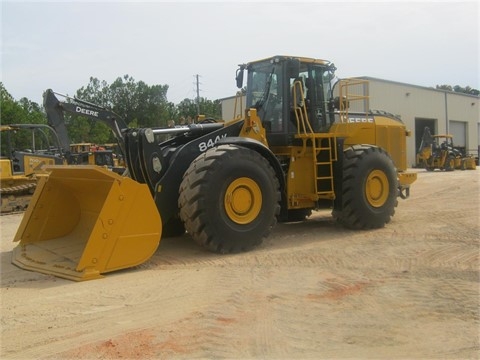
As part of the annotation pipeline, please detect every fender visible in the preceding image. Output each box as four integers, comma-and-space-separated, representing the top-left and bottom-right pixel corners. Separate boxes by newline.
131, 120, 245, 225
216, 136, 286, 192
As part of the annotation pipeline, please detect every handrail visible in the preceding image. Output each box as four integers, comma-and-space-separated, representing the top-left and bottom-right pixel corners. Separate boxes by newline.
233, 91, 244, 120
292, 80, 313, 135
338, 78, 370, 123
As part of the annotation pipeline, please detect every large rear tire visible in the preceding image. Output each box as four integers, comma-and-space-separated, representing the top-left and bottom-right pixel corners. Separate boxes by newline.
334, 145, 398, 230
178, 144, 281, 253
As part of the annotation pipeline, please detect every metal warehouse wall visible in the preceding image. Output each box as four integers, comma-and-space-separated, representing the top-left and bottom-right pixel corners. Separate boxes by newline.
221, 95, 245, 122
362, 77, 479, 167
220, 78, 479, 167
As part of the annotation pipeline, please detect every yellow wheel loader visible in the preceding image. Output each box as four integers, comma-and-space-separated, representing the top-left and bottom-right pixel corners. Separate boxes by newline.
13, 55, 417, 281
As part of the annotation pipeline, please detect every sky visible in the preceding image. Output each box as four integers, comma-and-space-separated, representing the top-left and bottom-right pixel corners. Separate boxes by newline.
1, 1, 479, 107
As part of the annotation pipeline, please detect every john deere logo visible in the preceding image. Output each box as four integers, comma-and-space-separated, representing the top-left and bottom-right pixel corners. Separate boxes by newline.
76, 106, 99, 117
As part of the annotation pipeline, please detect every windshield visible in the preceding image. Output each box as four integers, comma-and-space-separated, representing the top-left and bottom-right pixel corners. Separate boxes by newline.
247, 62, 278, 108
245, 59, 337, 135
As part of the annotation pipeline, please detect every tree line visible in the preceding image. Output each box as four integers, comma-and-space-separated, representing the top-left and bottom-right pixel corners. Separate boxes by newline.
435, 84, 479, 95
0, 75, 222, 145
1, 78, 478, 146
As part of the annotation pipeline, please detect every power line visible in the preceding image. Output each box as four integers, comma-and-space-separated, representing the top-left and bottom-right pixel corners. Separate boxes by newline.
194, 74, 201, 116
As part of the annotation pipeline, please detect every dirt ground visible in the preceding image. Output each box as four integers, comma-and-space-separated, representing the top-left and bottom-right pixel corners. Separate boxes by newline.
1, 169, 479, 359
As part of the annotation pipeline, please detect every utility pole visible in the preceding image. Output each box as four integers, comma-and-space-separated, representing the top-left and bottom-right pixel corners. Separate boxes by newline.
195, 74, 201, 116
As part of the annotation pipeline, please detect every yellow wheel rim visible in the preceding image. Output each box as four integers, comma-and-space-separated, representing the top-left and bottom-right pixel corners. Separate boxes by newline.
224, 177, 262, 224
365, 170, 389, 208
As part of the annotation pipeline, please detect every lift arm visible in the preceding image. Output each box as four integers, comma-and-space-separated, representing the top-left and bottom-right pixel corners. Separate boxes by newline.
43, 89, 128, 157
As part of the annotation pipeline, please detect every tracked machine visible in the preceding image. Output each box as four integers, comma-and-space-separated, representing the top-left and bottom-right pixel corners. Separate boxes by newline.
12, 55, 417, 280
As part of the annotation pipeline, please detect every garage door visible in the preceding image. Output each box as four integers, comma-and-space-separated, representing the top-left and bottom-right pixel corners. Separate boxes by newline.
449, 120, 466, 147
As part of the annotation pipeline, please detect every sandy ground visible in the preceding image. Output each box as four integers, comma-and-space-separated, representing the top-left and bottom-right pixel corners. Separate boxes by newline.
1, 169, 479, 359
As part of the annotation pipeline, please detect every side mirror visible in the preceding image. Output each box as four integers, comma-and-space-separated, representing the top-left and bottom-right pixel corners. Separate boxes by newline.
287, 59, 300, 79
236, 66, 245, 89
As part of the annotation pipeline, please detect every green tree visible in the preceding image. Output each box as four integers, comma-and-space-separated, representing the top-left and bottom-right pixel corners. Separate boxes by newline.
199, 98, 222, 120
164, 102, 178, 124
77, 75, 170, 127
176, 98, 198, 121
75, 75, 171, 141
453, 85, 480, 96
0, 83, 52, 155
436, 84, 479, 95
64, 116, 112, 145
0, 83, 45, 125
436, 84, 453, 92
176, 97, 222, 123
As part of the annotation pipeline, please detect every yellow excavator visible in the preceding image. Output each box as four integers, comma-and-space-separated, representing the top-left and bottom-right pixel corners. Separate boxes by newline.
12, 55, 417, 281
43, 89, 127, 174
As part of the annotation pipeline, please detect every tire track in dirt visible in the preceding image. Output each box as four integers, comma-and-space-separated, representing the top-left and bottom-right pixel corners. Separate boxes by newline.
148, 266, 294, 358
2, 170, 479, 359
3, 264, 248, 359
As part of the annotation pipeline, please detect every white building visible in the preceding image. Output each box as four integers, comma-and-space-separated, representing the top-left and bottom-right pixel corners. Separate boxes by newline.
221, 78, 479, 167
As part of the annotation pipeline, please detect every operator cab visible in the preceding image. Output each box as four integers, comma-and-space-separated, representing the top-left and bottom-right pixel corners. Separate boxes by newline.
237, 56, 337, 146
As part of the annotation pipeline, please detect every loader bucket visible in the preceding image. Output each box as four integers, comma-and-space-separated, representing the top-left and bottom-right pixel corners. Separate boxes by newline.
12, 165, 162, 281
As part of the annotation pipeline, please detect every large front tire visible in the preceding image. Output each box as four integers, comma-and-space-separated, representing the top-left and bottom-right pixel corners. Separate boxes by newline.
178, 144, 281, 253
334, 145, 398, 230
